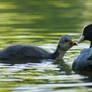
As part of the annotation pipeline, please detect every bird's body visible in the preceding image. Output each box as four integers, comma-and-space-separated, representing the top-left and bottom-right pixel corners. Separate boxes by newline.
72, 24, 92, 75
72, 48, 92, 74
0, 44, 52, 61
0, 35, 76, 64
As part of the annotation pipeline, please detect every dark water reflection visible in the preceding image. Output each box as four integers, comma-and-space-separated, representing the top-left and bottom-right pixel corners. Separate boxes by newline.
0, 0, 92, 92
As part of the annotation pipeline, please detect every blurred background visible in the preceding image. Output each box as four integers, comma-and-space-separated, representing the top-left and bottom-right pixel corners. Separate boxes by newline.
0, 0, 91, 47
0, 0, 92, 92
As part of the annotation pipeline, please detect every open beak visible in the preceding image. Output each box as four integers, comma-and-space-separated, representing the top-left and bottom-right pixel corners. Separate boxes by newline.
78, 35, 85, 43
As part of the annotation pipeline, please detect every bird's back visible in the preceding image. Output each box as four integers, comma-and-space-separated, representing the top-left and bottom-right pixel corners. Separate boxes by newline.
72, 48, 92, 73
0, 44, 51, 62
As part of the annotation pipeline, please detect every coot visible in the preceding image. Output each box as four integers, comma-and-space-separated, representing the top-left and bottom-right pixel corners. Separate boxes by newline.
72, 24, 92, 75
0, 35, 76, 63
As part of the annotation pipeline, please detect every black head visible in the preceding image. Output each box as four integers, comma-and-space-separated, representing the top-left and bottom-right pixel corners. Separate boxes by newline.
78, 24, 92, 43
83, 24, 92, 41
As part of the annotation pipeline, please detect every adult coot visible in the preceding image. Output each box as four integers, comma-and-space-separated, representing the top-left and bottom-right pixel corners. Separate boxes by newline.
72, 24, 92, 75
78, 24, 92, 47
0, 35, 76, 63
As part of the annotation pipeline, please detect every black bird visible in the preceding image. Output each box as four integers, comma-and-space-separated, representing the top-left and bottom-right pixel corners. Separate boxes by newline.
78, 24, 92, 47
72, 24, 92, 75
0, 35, 76, 64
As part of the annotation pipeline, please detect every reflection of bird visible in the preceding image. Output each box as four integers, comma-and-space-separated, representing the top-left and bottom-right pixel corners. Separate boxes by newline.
72, 24, 92, 75
0, 35, 76, 63
55, 59, 72, 75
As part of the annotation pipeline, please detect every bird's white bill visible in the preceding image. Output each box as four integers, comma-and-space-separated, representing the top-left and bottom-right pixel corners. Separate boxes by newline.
78, 35, 85, 43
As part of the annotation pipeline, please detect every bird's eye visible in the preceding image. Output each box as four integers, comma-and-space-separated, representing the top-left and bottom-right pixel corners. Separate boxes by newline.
64, 39, 68, 42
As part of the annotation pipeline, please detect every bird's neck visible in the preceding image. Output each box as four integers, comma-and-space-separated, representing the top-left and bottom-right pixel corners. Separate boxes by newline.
90, 41, 92, 48
52, 44, 67, 59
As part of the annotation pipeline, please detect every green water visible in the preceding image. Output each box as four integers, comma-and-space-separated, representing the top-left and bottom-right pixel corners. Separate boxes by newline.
0, 0, 92, 92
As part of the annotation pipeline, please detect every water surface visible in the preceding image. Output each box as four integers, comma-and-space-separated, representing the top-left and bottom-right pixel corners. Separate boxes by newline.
0, 0, 92, 92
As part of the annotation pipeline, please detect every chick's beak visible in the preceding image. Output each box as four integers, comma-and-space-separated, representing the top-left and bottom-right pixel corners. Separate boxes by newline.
78, 35, 85, 43
71, 41, 77, 46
